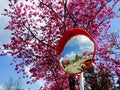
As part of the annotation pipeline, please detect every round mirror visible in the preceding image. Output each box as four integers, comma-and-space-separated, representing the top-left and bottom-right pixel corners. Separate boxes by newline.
57, 28, 96, 75
60, 35, 94, 74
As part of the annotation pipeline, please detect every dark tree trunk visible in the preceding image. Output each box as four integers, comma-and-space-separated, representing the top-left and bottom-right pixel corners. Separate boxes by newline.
69, 76, 75, 90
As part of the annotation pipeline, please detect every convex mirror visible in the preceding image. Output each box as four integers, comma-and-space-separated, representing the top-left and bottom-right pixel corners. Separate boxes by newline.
60, 35, 94, 74
57, 28, 96, 75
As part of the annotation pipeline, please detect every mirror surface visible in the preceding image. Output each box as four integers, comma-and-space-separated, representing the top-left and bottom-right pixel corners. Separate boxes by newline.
60, 35, 94, 74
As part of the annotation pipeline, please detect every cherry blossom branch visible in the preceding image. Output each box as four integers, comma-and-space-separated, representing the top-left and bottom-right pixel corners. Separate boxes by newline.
92, 0, 111, 21
63, 0, 67, 32
23, 24, 55, 49
38, 0, 56, 14
48, 66, 62, 90
7, 1, 56, 51
66, 8, 78, 27
86, 0, 111, 30
96, 1, 118, 29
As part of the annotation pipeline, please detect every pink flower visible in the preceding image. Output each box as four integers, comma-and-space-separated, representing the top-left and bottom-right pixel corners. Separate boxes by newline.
14, 0, 18, 4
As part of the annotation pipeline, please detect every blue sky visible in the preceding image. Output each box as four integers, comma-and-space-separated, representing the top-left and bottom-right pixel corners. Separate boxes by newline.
0, 56, 43, 90
0, 0, 120, 90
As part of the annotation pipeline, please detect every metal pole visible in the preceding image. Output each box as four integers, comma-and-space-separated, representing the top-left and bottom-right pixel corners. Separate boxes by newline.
79, 72, 84, 90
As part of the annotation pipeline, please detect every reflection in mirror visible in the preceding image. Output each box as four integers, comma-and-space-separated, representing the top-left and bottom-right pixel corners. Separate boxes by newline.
60, 35, 94, 74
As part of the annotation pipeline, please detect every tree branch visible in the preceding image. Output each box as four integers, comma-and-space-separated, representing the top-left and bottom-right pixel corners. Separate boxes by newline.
23, 24, 55, 49
38, 0, 56, 13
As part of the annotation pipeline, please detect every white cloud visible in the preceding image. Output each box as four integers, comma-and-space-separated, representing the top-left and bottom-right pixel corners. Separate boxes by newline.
0, 46, 12, 56
63, 35, 94, 56
25, 66, 32, 76
0, 0, 11, 45
66, 51, 76, 60
79, 44, 94, 52
0, 85, 5, 90
60, 51, 76, 61
36, 78, 46, 86
66, 35, 93, 47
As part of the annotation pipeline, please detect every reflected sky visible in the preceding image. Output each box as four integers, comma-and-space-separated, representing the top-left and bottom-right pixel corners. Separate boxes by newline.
60, 35, 94, 60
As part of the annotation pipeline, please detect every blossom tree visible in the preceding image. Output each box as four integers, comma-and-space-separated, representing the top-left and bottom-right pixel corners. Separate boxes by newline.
1, 0, 120, 89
